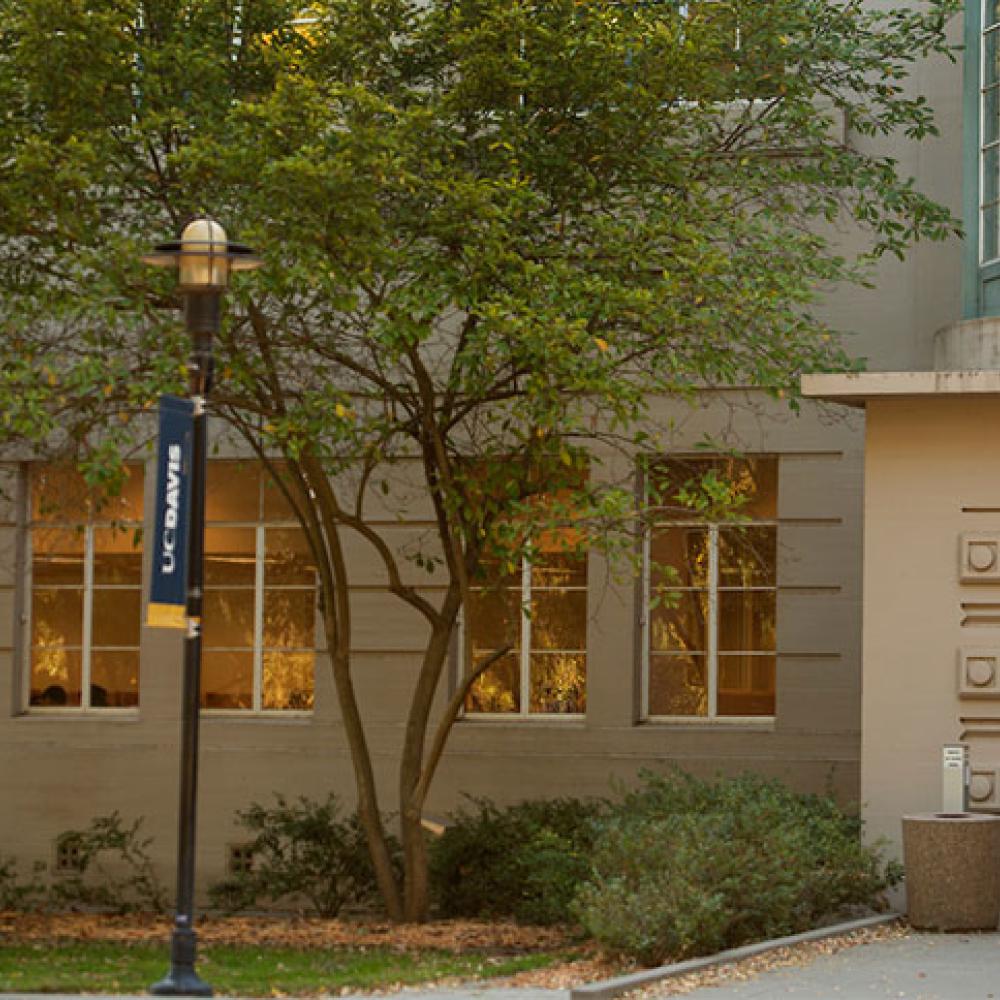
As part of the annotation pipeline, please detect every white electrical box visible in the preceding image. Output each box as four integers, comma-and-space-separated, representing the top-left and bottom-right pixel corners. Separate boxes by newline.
943, 744, 970, 813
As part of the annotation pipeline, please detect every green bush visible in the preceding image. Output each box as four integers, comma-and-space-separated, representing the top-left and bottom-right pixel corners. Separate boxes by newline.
573, 770, 900, 965
430, 796, 606, 925
209, 794, 397, 917
0, 855, 45, 911
49, 812, 166, 914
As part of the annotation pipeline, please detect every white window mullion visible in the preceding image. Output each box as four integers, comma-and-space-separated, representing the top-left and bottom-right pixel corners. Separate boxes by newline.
254, 524, 265, 713
640, 518, 651, 720
707, 524, 719, 718
82, 524, 95, 709
521, 556, 532, 716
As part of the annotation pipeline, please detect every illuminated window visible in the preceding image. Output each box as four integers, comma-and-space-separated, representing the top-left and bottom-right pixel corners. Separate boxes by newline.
643, 456, 777, 719
28, 465, 144, 710
464, 538, 587, 718
201, 462, 316, 712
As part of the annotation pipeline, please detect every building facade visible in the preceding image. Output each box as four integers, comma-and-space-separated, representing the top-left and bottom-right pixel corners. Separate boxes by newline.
0, 3, 975, 890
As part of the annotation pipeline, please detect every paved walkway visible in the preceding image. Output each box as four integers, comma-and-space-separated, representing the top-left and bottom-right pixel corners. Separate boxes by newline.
4, 932, 1000, 1000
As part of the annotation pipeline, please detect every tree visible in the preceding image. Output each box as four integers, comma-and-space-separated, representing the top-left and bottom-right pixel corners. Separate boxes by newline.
0, 0, 959, 920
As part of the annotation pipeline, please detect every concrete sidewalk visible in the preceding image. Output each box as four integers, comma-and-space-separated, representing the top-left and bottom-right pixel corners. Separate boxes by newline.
4, 932, 1000, 1000
668, 930, 1000, 999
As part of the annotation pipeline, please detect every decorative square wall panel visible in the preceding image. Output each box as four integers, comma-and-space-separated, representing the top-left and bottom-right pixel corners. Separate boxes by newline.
959, 649, 1000, 698
960, 534, 1000, 582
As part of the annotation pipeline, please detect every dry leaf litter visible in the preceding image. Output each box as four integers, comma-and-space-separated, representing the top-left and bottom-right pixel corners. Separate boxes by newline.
0, 912, 907, 994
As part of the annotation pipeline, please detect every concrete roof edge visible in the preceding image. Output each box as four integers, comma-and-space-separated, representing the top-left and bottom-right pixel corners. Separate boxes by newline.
801, 370, 1000, 406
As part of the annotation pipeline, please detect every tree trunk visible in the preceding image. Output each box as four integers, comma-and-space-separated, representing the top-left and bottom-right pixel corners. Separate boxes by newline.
398, 613, 458, 921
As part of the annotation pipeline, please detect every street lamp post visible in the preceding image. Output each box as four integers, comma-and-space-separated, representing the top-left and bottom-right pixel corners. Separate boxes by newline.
144, 219, 261, 997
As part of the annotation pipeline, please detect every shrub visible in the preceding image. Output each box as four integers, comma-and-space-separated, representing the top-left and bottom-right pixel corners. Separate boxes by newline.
48, 812, 166, 914
430, 795, 606, 925
209, 794, 396, 917
0, 855, 46, 911
573, 770, 900, 965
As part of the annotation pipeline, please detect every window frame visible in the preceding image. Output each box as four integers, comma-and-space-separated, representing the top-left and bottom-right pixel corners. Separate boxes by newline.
23, 464, 145, 715
200, 463, 317, 717
460, 547, 588, 721
964, 0, 1000, 316
640, 457, 777, 724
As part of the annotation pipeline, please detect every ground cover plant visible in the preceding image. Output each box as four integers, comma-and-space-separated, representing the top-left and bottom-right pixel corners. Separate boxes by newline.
573, 770, 901, 965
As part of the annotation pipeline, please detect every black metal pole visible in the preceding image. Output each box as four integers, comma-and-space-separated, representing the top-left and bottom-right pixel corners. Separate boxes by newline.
151, 297, 217, 998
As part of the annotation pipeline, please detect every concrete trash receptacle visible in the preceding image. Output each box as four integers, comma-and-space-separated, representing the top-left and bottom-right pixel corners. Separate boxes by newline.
902, 812, 1000, 930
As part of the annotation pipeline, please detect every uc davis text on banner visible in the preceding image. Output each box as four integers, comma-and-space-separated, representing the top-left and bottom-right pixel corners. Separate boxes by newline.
147, 395, 194, 628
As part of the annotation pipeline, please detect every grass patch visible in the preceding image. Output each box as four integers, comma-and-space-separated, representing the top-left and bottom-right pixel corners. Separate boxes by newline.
0, 940, 565, 994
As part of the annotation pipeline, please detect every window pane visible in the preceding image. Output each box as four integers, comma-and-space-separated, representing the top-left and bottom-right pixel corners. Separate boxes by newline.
650, 457, 776, 520
206, 463, 260, 522
531, 552, 586, 587
988, 3, 1000, 31
649, 590, 707, 653
467, 588, 521, 652
92, 589, 141, 647
201, 651, 253, 709
985, 145, 1000, 209
985, 203, 1000, 263
91, 651, 139, 708
93, 527, 142, 584
530, 653, 586, 713
31, 466, 91, 522
648, 654, 707, 716
263, 589, 316, 649
718, 590, 776, 651
202, 590, 255, 647
262, 466, 297, 520
265, 528, 317, 585
32, 588, 83, 646
650, 527, 709, 588
718, 655, 775, 717
718, 526, 776, 587
465, 653, 520, 713
93, 466, 144, 523
32, 528, 84, 585
30, 649, 83, 707
988, 24, 1000, 88
205, 527, 256, 585
529, 590, 586, 650
986, 85, 1000, 147
263, 652, 314, 710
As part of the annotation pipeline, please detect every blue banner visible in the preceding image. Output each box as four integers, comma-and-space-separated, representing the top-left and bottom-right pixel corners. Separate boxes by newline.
147, 395, 194, 629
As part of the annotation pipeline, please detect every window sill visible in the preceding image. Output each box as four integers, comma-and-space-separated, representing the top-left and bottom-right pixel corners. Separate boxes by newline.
17, 709, 141, 721
459, 714, 586, 724
642, 715, 775, 731
201, 710, 313, 723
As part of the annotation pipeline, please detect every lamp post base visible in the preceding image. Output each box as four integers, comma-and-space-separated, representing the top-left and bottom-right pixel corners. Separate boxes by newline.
150, 927, 213, 997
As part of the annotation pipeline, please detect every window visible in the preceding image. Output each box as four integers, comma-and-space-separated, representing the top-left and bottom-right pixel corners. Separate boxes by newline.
965, 0, 1000, 315
464, 539, 587, 717
201, 462, 316, 712
643, 456, 777, 719
27, 464, 144, 710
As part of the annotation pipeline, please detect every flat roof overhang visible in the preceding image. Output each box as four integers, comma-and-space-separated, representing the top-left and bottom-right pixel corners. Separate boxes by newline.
801, 371, 1000, 408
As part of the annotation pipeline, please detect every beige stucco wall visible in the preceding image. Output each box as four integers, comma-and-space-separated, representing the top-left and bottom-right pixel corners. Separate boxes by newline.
863, 396, 1000, 860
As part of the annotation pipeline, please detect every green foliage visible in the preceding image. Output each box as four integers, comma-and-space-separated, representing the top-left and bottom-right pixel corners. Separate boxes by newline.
0, 855, 46, 912
48, 812, 166, 915
573, 770, 900, 965
430, 796, 605, 925
209, 794, 398, 918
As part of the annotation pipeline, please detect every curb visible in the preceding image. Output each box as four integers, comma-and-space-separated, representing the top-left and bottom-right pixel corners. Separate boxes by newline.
568, 912, 902, 1000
